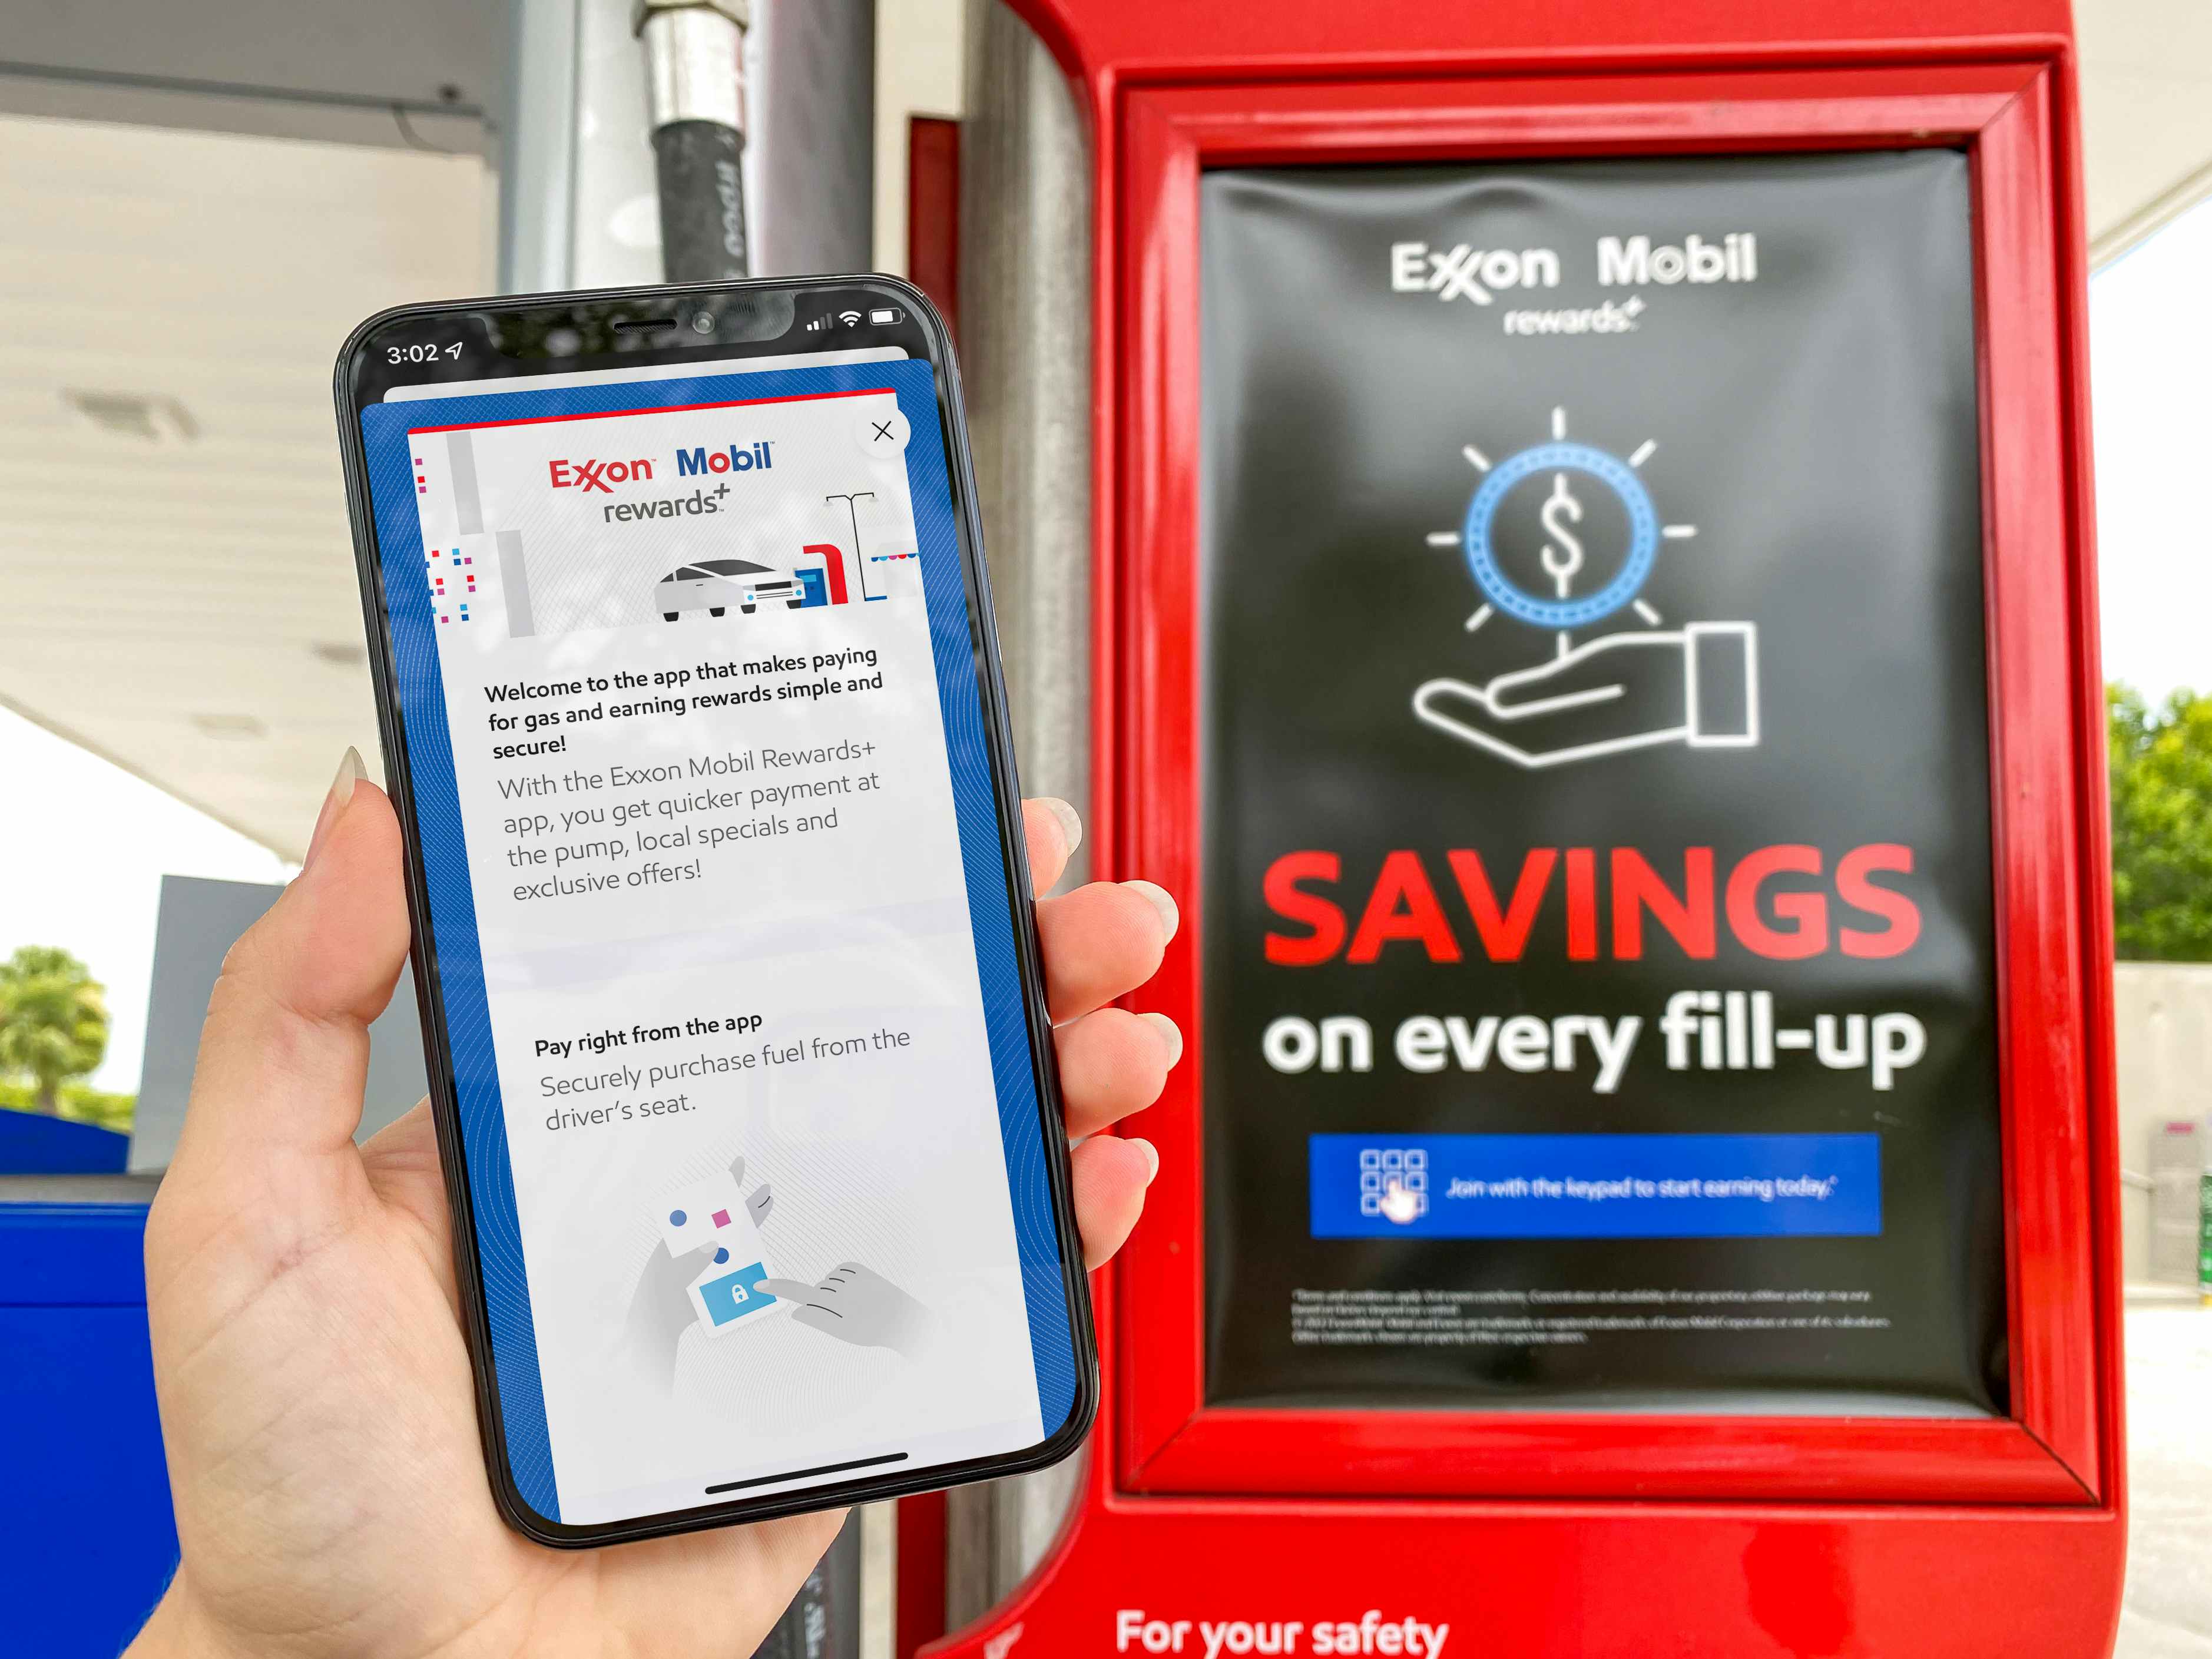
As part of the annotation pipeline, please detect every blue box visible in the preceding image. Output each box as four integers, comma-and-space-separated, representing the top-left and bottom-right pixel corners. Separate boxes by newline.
1310, 1133, 1881, 1239
697, 1260, 776, 1326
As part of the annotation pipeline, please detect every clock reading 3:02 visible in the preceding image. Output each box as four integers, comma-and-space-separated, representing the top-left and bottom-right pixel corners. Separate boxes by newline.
386, 342, 465, 365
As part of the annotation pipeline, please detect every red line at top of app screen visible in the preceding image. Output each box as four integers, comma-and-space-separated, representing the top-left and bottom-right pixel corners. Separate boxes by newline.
404, 385, 896, 438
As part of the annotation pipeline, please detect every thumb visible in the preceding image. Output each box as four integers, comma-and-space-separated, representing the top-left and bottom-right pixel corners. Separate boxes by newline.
167, 752, 413, 1203
1413, 679, 1516, 740
1482, 651, 1622, 716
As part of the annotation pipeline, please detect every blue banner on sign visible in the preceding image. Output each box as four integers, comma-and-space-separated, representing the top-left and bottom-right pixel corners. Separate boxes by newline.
1310, 1133, 1881, 1239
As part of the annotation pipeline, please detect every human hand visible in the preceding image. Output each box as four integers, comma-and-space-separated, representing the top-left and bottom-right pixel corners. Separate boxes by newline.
1413, 620, 1758, 769
130, 760, 1177, 1659
759, 1264, 933, 1358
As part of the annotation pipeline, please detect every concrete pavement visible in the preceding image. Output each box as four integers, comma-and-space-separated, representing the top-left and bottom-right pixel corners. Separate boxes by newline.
2118, 1303, 2212, 1657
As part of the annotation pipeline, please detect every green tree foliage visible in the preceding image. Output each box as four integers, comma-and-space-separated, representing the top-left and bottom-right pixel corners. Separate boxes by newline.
2110, 684, 2212, 961
0, 944, 110, 1114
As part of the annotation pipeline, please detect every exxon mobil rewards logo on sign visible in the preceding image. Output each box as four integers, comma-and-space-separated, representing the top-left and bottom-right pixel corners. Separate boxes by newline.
1390, 231, 1760, 302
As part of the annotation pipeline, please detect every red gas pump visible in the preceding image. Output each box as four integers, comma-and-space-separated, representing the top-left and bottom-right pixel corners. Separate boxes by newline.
923, 2, 2122, 1655
800, 542, 852, 605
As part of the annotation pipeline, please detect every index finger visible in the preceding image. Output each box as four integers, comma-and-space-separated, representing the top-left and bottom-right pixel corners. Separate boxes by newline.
1022, 797, 1084, 896
759, 1279, 824, 1304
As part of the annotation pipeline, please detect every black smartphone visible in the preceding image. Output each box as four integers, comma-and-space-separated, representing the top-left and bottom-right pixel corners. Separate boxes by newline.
332, 277, 1095, 1547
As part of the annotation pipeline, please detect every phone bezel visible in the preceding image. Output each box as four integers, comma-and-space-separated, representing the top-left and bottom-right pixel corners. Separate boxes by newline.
332, 273, 1100, 1548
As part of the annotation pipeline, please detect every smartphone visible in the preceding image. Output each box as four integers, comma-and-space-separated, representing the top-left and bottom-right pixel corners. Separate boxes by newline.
333, 277, 1095, 1547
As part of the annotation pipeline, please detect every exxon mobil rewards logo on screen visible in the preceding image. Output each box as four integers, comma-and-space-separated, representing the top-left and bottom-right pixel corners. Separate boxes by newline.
544, 439, 775, 494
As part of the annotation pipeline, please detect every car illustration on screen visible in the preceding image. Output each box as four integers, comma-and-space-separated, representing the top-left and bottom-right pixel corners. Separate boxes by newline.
654, 557, 804, 620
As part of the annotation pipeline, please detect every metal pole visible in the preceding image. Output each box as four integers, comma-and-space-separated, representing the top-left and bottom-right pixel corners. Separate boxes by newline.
945, 0, 1097, 1621
634, 0, 752, 280
825, 492, 880, 601
497, 0, 581, 293
750, 1511, 862, 1659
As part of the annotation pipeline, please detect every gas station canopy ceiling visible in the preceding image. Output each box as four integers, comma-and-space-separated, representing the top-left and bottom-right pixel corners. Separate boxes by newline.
0, 0, 2207, 859
2076, 0, 2212, 260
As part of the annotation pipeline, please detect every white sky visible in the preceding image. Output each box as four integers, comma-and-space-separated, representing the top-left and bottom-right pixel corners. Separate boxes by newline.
0, 196, 2207, 1099
2090, 197, 2212, 708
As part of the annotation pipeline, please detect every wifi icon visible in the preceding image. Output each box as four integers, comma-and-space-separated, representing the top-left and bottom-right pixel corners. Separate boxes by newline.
839, 310, 863, 326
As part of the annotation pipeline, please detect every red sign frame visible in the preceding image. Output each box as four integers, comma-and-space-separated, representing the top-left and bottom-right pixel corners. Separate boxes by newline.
1106, 62, 2108, 1509
923, 7, 2124, 1655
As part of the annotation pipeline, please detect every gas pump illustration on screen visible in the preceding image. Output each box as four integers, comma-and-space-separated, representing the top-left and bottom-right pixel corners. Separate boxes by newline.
1412, 406, 1760, 769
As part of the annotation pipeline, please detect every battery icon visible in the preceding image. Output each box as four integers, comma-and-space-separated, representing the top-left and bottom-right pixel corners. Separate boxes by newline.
869, 307, 899, 324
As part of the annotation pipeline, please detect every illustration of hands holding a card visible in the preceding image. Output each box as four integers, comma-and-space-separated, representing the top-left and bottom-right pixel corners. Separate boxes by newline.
621, 1154, 782, 1390
622, 1153, 939, 1392
659, 1167, 787, 1337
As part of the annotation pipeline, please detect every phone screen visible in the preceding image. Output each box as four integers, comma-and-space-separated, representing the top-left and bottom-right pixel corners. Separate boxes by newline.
343, 291, 1084, 1534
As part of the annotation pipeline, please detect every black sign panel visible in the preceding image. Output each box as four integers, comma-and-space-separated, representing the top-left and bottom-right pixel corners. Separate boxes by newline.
1200, 152, 2005, 1414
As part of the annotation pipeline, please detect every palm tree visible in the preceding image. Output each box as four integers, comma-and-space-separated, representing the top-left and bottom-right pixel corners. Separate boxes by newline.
0, 945, 110, 1115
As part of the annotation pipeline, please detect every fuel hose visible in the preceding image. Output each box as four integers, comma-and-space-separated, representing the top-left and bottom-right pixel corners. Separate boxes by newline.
635, 0, 751, 282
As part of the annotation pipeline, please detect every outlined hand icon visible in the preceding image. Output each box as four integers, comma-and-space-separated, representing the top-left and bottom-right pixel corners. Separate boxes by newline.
759, 1263, 935, 1359
1378, 1178, 1423, 1226
1414, 621, 1759, 770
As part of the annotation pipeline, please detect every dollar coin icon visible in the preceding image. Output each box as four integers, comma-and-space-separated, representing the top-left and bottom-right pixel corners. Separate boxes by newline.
1429, 410, 1696, 636
1461, 439, 1657, 629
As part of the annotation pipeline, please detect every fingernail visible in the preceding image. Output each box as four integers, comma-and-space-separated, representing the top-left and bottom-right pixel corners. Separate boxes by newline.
306, 746, 366, 868
1037, 797, 1083, 857
1122, 880, 1179, 945
1138, 1011, 1184, 1069
1130, 1137, 1160, 1184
